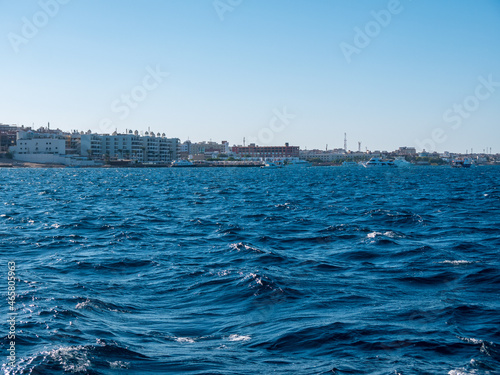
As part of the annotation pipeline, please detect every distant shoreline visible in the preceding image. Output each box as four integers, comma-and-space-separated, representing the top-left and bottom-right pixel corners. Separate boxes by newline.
0, 159, 65, 168
2, 159, 499, 169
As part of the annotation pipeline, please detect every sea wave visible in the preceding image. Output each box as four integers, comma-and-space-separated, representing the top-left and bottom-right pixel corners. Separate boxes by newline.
1, 167, 499, 374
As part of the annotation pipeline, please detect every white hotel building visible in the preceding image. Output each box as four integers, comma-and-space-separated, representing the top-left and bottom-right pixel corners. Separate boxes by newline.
80, 131, 179, 163
10, 129, 180, 165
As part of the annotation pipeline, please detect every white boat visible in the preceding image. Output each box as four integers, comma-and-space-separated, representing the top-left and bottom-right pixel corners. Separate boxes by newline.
261, 161, 283, 169
342, 161, 360, 167
285, 159, 311, 167
451, 158, 473, 168
171, 160, 194, 167
393, 157, 412, 167
363, 157, 396, 168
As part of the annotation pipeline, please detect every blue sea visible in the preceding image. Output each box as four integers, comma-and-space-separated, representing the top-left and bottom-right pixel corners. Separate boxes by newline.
1, 166, 500, 375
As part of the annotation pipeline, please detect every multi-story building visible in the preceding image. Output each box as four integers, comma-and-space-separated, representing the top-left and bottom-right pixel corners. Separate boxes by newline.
10, 128, 179, 165
231, 143, 299, 158
7, 129, 96, 165
180, 140, 230, 159
299, 149, 370, 162
0, 124, 20, 152
80, 132, 104, 159
190, 141, 229, 155
180, 140, 191, 159
300, 150, 343, 162
395, 147, 417, 156
142, 132, 177, 163
12, 130, 66, 156
81, 131, 179, 163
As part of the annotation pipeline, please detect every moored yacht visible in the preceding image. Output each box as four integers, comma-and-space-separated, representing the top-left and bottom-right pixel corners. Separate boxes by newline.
393, 157, 412, 167
261, 160, 284, 169
285, 159, 311, 167
451, 158, 473, 168
363, 157, 396, 168
171, 160, 194, 167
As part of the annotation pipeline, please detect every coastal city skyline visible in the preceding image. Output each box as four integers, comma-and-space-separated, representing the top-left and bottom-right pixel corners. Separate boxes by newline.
0, 122, 498, 156
2, 1, 500, 152
2, 122, 498, 169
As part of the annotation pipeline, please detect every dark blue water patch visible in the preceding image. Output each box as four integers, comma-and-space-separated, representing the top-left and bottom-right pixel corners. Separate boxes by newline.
388, 245, 435, 259
1, 167, 500, 374
451, 241, 491, 253
397, 271, 461, 286
463, 267, 500, 286
254, 321, 355, 353
309, 262, 345, 272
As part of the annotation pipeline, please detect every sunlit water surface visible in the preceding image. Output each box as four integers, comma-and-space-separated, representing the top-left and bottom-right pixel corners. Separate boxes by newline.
1, 166, 499, 374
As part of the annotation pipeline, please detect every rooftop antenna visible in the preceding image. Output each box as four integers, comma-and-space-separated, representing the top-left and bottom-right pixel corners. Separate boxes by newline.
358, 141, 361, 152
326, 144, 328, 151
243, 137, 246, 147
344, 133, 347, 151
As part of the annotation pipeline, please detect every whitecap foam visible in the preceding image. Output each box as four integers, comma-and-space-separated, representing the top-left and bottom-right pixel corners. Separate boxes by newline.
109, 361, 130, 369
458, 336, 483, 344
383, 231, 398, 238
75, 299, 90, 309
230, 242, 262, 253
44, 346, 91, 373
228, 334, 251, 342
175, 337, 195, 343
367, 232, 381, 239
367, 231, 399, 239
246, 273, 263, 286
448, 360, 481, 375
441, 260, 475, 265
217, 269, 231, 277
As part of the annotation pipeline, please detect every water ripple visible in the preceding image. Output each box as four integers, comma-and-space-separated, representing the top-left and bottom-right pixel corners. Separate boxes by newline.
1, 166, 499, 374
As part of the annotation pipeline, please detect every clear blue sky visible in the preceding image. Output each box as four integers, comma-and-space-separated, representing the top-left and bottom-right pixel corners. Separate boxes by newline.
1, 0, 499, 153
